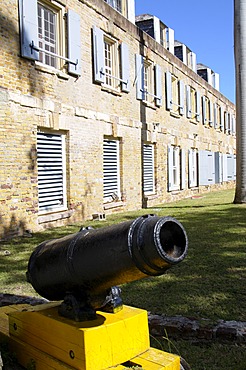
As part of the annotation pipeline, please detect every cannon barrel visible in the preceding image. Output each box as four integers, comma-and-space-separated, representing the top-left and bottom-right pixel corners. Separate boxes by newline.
27, 215, 188, 317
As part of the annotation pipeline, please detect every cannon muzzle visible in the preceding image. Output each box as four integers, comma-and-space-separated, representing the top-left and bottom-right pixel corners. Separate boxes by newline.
27, 215, 188, 320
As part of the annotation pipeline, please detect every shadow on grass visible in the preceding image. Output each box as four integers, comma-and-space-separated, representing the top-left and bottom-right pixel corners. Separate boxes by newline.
0, 190, 245, 322
122, 204, 246, 322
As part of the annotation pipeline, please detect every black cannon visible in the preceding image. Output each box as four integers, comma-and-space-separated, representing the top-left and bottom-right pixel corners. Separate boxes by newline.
27, 215, 188, 321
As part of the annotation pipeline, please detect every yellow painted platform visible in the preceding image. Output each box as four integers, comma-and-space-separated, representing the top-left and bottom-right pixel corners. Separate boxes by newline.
0, 303, 180, 370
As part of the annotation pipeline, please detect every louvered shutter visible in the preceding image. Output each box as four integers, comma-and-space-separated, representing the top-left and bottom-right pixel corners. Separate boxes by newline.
103, 140, 120, 201
19, 0, 39, 60
143, 144, 154, 194
92, 26, 105, 83
37, 132, 66, 212
67, 10, 81, 76
135, 54, 144, 100
155, 64, 162, 107
121, 43, 130, 92
165, 71, 172, 110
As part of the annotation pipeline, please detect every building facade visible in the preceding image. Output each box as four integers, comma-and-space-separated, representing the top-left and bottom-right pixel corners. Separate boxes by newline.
0, 0, 236, 239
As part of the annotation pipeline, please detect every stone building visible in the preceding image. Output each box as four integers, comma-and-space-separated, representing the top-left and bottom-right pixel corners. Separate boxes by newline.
0, 0, 236, 239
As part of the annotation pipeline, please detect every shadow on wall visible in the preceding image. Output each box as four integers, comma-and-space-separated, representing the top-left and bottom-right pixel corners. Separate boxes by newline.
0, 7, 45, 240
0, 7, 43, 95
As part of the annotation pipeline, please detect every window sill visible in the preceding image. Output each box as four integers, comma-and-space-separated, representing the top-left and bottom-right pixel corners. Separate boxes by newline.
101, 85, 122, 96
142, 101, 157, 110
170, 111, 181, 118
144, 193, 158, 201
103, 201, 125, 210
38, 209, 73, 224
189, 119, 198, 125
35, 62, 69, 80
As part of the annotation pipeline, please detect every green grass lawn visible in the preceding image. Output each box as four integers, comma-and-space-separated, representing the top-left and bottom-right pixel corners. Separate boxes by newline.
0, 189, 245, 369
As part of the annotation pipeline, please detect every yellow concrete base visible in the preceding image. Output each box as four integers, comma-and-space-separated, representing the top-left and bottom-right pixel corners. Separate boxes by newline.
3, 303, 180, 370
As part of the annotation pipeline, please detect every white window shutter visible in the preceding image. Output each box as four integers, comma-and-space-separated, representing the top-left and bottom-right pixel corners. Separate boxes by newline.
19, 0, 39, 60
103, 140, 120, 201
196, 91, 200, 122
37, 132, 67, 212
199, 151, 215, 185
225, 112, 229, 133
121, 43, 130, 92
202, 96, 206, 124
234, 154, 236, 180
179, 80, 184, 115
168, 146, 174, 191
209, 101, 213, 127
227, 154, 234, 180
215, 152, 222, 183
214, 103, 218, 128
135, 54, 144, 100
143, 144, 155, 194
92, 26, 105, 83
165, 71, 172, 110
67, 10, 81, 76
188, 150, 192, 187
220, 108, 224, 131
155, 64, 162, 107
222, 154, 228, 182
181, 149, 186, 190
186, 85, 191, 118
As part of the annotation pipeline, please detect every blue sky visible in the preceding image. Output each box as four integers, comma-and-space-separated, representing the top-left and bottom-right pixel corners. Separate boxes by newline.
135, 0, 235, 103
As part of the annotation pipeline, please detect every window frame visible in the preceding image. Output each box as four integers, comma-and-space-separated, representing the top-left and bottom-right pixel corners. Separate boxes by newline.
166, 71, 184, 115
18, 0, 81, 76
37, 0, 65, 69
103, 138, 121, 203
143, 143, 155, 195
37, 130, 67, 214
186, 85, 200, 122
93, 26, 130, 92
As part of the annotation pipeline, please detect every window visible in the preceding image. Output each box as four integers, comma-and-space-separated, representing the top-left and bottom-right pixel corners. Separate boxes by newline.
135, 55, 162, 106
224, 112, 229, 134
103, 139, 121, 203
188, 149, 198, 188
168, 146, 186, 191
202, 96, 213, 126
37, 131, 67, 213
143, 144, 155, 194
198, 151, 215, 186
38, 2, 58, 68
105, 0, 122, 12
93, 26, 129, 92
18, 0, 81, 76
186, 85, 200, 122
166, 71, 184, 115
214, 103, 221, 129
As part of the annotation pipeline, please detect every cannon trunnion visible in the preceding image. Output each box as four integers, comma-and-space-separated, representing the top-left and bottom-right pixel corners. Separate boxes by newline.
27, 215, 188, 321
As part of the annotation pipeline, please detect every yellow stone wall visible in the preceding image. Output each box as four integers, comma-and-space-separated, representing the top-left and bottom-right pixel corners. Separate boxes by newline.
0, 0, 236, 238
